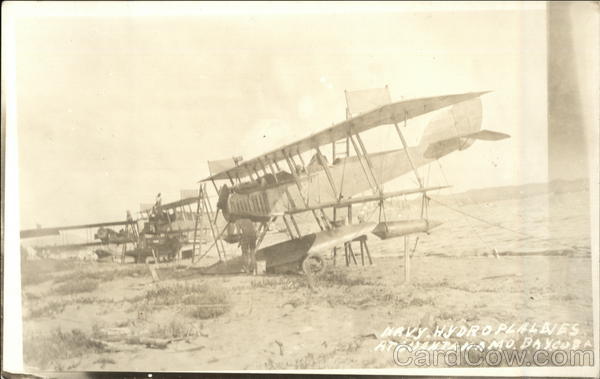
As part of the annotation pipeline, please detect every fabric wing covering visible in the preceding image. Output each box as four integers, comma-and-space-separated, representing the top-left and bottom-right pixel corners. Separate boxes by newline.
200, 91, 489, 182
207, 156, 244, 176
345, 87, 392, 118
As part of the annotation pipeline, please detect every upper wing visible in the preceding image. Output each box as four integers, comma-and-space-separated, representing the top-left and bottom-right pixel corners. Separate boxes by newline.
200, 91, 489, 182
158, 197, 200, 211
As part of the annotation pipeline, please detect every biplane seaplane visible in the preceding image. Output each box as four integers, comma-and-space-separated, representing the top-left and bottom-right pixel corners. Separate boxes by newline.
20, 217, 138, 260
193, 88, 509, 277
20, 194, 210, 263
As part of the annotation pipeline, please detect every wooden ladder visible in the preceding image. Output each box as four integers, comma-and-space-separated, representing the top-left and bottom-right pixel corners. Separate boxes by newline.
199, 184, 227, 261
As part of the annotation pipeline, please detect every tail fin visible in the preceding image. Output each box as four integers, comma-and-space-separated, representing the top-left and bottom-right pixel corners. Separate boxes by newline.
419, 98, 509, 159
420, 98, 483, 145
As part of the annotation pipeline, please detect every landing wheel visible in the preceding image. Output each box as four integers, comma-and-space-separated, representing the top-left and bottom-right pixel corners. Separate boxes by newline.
302, 254, 325, 276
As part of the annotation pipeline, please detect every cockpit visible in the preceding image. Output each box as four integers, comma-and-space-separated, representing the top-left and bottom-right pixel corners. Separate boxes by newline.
232, 170, 296, 194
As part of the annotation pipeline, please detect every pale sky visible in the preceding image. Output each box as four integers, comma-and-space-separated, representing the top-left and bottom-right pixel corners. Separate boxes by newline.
11, 2, 552, 228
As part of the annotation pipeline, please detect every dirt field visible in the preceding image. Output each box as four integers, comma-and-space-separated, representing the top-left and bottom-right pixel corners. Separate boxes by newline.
21, 255, 594, 371
20, 190, 594, 371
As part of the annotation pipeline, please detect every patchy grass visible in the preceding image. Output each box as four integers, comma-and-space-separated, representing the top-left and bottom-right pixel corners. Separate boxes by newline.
265, 352, 326, 370
54, 271, 102, 284
183, 284, 231, 319
251, 268, 377, 292
21, 259, 78, 287
408, 295, 435, 307
136, 282, 231, 319
148, 318, 197, 339
55, 278, 100, 295
252, 268, 377, 290
53, 265, 148, 284
22, 258, 79, 273
379, 291, 411, 306
47, 264, 150, 296
23, 291, 42, 301
93, 357, 116, 369
22, 271, 53, 287
282, 296, 304, 308
188, 303, 230, 319
143, 282, 221, 305
264, 336, 371, 370
321, 283, 431, 309
23, 328, 108, 370
292, 353, 325, 370
141, 283, 204, 306
317, 267, 374, 287
27, 299, 71, 319
251, 276, 306, 289
26, 296, 114, 319
75, 296, 103, 304
552, 293, 579, 301
413, 279, 450, 289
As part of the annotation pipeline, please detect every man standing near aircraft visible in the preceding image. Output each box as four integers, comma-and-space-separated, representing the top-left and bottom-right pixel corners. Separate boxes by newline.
236, 218, 257, 275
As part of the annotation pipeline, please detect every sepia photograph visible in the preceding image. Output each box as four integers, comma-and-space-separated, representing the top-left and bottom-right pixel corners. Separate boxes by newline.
2, 1, 599, 376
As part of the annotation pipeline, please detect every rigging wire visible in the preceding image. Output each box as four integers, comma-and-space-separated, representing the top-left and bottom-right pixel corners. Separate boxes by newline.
435, 160, 497, 251
410, 163, 434, 257
433, 160, 587, 253
422, 162, 433, 219
377, 126, 393, 222
364, 197, 381, 223
338, 146, 349, 200
428, 197, 586, 253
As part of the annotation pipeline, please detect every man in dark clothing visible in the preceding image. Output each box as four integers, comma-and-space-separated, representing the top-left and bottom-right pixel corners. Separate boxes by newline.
236, 218, 257, 275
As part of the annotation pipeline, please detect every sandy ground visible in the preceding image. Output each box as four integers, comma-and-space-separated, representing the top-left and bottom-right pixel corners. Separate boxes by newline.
21, 255, 594, 371
19, 190, 595, 371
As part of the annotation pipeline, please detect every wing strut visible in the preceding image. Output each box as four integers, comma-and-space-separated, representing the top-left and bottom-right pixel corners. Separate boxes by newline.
272, 159, 301, 212
393, 114, 423, 188
281, 215, 298, 239
354, 131, 383, 196
263, 157, 300, 213
282, 149, 325, 232
393, 113, 427, 219
296, 149, 332, 228
258, 159, 271, 180
348, 133, 380, 195
315, 147, 339, 199
393, 113, 425, 283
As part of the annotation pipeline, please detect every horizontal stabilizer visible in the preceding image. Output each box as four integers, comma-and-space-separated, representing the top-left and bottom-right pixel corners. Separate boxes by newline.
466, 130, 511, 141
424, 129, 510, 159
420, 98, 483, 145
